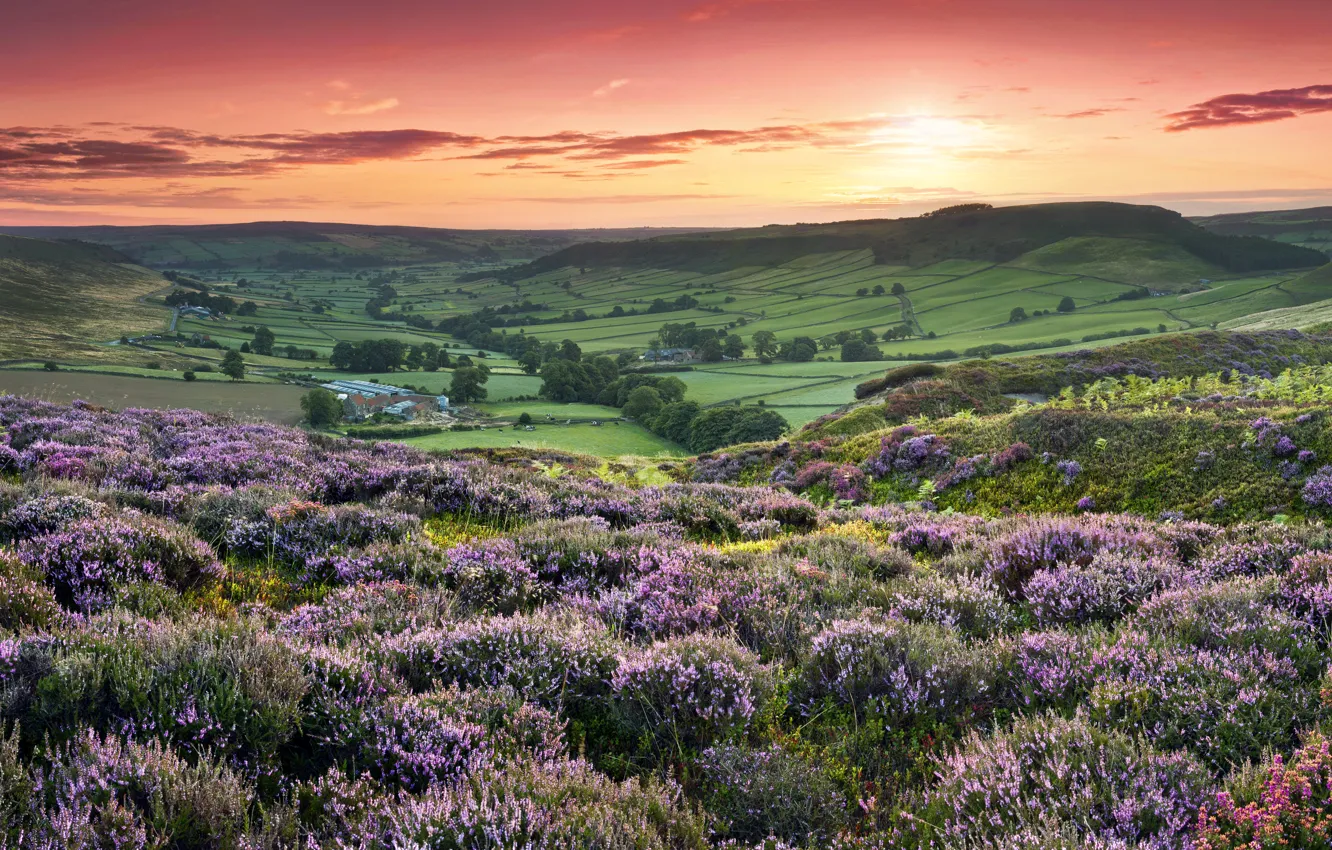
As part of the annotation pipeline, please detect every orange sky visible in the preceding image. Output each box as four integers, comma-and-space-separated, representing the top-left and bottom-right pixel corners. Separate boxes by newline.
3, 0, 1332, 228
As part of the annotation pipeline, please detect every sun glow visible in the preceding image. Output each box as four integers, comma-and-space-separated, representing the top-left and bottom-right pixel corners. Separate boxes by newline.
868, 115, 992, 157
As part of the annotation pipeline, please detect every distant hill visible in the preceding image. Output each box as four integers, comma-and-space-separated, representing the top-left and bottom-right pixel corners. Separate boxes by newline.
0, 235, 169, 360
1193, 206, 1332, 255
504, 202, 1325, 279
0, 221, 715, 272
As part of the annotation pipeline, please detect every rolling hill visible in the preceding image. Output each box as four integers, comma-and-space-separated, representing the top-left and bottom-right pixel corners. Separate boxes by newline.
0, 222, 715, 272
1193, 206, 1332, 255
0, 235, 171, 360
502, 202, 1326, 278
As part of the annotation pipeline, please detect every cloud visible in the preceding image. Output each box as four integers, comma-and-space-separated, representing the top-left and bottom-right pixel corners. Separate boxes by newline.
596, 159, 687, 170
0, 113, 992, 190
1165, 84, 1332, 131
324, 97, 400, 115
1054, 108, 1125, 119
516, 193, 730, 203
682, 0, 801, 23
592, 79, 630, 97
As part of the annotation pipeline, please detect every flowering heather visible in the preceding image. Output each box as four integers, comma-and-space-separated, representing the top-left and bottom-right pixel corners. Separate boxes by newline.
1194, 732, 1332, 849
899, 713, 1211, 849
612, 633, 771, 753
863, 430, 950, 478
17, 514, 221, 612
9, 396, 1332, 845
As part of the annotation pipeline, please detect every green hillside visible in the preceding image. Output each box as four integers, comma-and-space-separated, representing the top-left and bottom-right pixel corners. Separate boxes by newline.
506, 202, 1325, 277
0, 221, 714, 272
1009, 236, 1223, 287
0, 235, 171, 360
1193, 206, 1332, 255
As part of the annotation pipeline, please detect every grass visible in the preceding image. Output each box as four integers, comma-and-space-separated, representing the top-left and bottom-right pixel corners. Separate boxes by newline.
0, 235, 171, 360
0, 370, 306, 423
400, 421, 685, 457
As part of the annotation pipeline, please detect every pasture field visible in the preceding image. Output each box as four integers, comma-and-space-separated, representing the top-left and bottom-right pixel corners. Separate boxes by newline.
0, 370, 305, 422
18, 207, 1326, 456
105, 246, 1323, 454
399, 421, 685, 457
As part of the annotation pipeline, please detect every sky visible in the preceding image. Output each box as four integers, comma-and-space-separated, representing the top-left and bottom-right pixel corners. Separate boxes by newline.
3, 0, 1332, 228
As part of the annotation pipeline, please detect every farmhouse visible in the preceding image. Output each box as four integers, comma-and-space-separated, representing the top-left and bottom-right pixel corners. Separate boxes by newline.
639, 347, 695, 362
321, 380, 447, 421
177, 306, 214, 319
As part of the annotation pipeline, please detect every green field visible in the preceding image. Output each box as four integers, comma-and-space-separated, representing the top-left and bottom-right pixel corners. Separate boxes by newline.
8, 203, 1329, 457
400, 422, 685, 457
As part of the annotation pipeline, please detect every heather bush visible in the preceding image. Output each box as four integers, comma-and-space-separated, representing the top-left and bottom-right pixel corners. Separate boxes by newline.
27, 730, 257, 850
301, 538, 449, 588
882, 571, 1017, 638
897, 713, 1211, 849
697, 743, 848, 843
391, 611, 618, 712
0, 553, 66, 634
17, 514, 221, 612
336, 757, 706, 850
1089, 632, 1320, 772
279, 581, 455, 646
799, 617, 995, 724
985, 517, 1167, 598
0, 490, 108, 543
1194, 731, 1332, 850
612, 633, 773, 755
1025, 552, 1186, 628
1132, 577, 1322, 673
776, 534, 912, 581
18, 617, 309, 775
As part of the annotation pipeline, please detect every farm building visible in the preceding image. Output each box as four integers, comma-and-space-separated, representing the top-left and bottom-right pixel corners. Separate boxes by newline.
321, 381, 448, 421
639, 347, 695, 362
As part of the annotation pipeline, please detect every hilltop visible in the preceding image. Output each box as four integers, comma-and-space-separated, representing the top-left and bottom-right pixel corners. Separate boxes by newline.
0, 235, 171, 360
1193, 205, 1332, 254
505, 202, 1325, 277
0, 221, 715, 272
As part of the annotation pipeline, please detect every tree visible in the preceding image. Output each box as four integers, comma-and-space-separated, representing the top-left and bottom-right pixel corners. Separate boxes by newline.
723, 335, 746, 360
622, 386, 665, 421
650, 401, 701, 445
239, 342, 252, 354
698, 338, 724, 362
43, 361, 58, 372
859, 329, 878, 344
518, 412, 533, 425
1057, 296, 1076, 313
301, 388, 343, 428
726, 409, 789, 444
221, 350, 246, 381
872, 284, 886, 296
183, 371, 197, 382
1009, 307, 1029, 323
856, 288, 869, 297
518, 350, 542, 376
449, 366, 489, 403
891, 282, 906, 296
252, 326, 275, 357
1158, 323, 1168, 333
841, 340, 883, 362
236, 301, 258, 317
752, 330, 778, 361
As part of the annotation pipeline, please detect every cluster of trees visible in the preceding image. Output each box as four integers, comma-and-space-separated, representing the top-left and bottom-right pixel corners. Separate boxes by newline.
364, 284, 398, 319
164, 290, 237, 315
1011, 297, 1077, 323
329, 339, 456, 373
438, 295, 707, 350
645, 402, 789, 453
